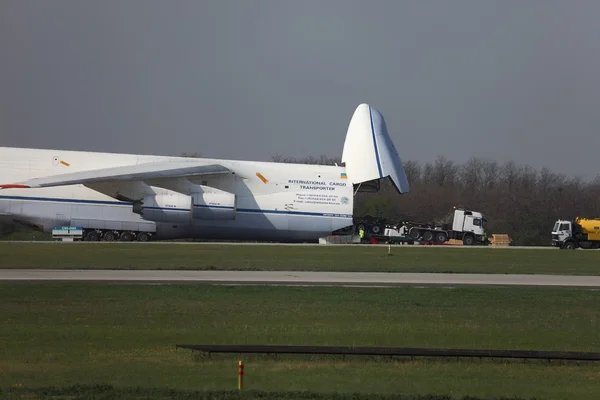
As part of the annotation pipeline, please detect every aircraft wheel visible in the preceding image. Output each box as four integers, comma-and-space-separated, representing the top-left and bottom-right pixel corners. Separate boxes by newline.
120, 231, 133, 242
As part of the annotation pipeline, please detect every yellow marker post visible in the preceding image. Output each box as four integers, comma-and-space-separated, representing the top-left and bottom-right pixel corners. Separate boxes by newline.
238, 360, 244, 391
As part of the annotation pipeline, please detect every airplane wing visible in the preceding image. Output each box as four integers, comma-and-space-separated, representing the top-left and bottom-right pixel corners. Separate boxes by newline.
0, 160, 233, 199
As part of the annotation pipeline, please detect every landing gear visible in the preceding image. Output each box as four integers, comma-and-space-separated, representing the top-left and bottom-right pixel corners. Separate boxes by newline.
136, 232, 151, 242
82, 229, 152, 242
119, 231, 133, 242
103, 231, 117, 242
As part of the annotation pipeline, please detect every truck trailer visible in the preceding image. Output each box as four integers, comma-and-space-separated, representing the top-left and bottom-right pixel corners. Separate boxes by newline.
357, 208, 488, 245
551, 217, 600, 249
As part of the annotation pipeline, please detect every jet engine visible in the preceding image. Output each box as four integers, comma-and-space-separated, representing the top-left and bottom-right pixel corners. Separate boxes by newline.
133, 191, 236, 223
132, 193, 193, 223
191, 192, 236, 220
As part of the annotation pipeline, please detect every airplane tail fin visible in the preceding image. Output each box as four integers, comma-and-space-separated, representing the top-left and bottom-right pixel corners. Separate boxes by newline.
341, 103, 410, 194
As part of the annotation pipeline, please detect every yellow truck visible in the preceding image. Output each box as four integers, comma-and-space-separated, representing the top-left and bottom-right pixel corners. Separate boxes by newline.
551, 217, 600, 249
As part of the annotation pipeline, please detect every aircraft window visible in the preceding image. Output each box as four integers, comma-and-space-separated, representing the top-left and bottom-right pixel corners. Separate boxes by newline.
285, 185, 289, 189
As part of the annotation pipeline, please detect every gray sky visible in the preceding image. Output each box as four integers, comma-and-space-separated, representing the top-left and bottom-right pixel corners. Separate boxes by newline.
1, 1, 600, 180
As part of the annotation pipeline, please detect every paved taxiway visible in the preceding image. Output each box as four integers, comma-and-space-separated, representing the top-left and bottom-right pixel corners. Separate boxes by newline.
2, 269, 600, 288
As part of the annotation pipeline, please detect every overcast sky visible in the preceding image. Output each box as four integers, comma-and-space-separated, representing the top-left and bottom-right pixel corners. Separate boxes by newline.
1, 1, 599, 180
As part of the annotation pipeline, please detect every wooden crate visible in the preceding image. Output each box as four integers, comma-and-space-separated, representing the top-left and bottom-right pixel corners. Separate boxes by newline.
490, 234, 512, 246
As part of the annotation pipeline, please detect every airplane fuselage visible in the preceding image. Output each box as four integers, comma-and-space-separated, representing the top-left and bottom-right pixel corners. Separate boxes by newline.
0, 103, 410, 242
0, 147, 355, 242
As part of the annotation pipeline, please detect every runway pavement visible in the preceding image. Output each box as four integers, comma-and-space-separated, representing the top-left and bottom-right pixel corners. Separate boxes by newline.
2, 269, 600, 288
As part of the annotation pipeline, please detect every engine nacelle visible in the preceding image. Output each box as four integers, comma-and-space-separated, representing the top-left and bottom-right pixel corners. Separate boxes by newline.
191, 192, 236, 220
133, 193, 192, 223
133, 191, 237, 223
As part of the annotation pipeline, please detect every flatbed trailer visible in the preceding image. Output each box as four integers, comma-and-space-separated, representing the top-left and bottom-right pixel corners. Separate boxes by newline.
355, 208, 489, 246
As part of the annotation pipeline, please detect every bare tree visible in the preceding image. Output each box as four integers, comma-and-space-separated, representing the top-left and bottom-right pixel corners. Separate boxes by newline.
180, 152, 201, 158
481, 160, 499, 189
403, 160, 422, 184
460, 157, 484, 191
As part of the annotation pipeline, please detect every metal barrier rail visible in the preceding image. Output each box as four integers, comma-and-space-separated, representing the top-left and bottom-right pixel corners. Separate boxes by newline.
176, 344, 600, 361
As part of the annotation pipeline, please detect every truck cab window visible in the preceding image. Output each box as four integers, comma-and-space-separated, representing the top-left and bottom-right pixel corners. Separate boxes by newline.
560, 223, 570, 231
473, 218, 482, 226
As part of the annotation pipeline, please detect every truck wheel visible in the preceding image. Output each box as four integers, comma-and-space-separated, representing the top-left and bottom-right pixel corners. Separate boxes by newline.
137, 232, 150, 242
85, 230, 100, 241
463, 235, 474, 246
563, 241, 576, 250
436, 232, 448, 243
103, 231, 117, 242
422, 231, 434, 242
409, 229, 420, 239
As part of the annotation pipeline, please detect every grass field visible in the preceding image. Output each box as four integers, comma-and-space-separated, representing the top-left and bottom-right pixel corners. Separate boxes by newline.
0, 386, 544, 400
0, 242, 599, 275
2, 283, 599, 399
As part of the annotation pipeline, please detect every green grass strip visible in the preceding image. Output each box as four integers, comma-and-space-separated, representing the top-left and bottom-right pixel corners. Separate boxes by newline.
0, 385, 540, 400
1, 243, 598, 275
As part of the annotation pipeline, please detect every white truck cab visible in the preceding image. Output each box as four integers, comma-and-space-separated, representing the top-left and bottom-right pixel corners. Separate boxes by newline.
453, 209, 486, 237
551, 220, 572, 247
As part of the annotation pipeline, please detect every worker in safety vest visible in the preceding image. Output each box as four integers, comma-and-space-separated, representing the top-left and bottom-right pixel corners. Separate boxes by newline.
358, 228, 365, 241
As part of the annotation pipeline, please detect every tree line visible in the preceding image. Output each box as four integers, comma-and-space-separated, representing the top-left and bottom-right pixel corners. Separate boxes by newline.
272, 153, 600, 246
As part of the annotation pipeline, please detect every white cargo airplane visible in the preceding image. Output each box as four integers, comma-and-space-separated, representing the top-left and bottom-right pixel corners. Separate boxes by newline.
0, 104, 409, 242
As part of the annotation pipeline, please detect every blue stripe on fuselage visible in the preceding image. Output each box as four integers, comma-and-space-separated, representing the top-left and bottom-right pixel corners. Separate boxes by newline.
0, 195, 352, 219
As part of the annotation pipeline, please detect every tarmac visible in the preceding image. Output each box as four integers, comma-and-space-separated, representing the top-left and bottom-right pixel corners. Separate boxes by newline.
2, 269, 600, 288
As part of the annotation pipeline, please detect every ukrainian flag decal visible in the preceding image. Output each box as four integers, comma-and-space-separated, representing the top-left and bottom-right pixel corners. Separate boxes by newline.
340, 172, 347, 179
